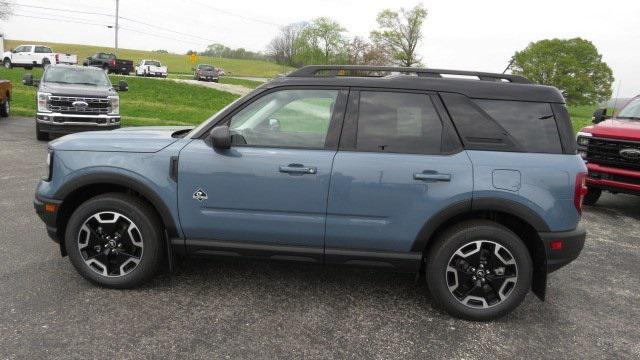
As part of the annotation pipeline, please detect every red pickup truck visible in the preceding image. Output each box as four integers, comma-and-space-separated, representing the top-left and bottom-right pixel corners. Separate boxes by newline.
0, 79, 11, 117
577, 96, 640, 204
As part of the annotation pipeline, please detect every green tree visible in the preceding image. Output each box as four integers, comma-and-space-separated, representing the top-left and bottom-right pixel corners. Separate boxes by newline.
370, 4, 428, 67
509, 38, 614, 105
295, 17, 347, 65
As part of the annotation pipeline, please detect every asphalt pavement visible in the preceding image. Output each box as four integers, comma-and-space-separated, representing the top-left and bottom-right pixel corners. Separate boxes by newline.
0, 117, 638, 359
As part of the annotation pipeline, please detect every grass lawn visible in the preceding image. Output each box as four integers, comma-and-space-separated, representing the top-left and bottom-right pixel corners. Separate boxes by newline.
1, 65, 598, 131
0, 67, 239, 126
5, 39, 294, 77
218, 77, 264, 89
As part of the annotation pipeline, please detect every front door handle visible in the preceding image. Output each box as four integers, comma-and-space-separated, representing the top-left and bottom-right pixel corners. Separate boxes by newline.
414, 172, 451, 182
279, 163, 317, 175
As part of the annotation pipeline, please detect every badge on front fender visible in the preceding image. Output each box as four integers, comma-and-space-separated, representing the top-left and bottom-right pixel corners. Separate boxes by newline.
193, 188, 208, 202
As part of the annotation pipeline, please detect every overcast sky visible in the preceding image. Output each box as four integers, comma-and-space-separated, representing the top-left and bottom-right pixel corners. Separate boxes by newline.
1, 0, 638, 97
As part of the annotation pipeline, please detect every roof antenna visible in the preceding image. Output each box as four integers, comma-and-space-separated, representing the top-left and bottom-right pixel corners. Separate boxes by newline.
502, 58, 514, 74
611, 80, 622, 118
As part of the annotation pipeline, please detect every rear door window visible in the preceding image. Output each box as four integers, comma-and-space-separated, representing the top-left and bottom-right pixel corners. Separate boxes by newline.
474, 99, 562, 153
356, 91, 443, 154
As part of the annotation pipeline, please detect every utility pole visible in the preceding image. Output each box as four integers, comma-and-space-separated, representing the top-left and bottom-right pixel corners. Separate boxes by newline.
114, 0, 119, 55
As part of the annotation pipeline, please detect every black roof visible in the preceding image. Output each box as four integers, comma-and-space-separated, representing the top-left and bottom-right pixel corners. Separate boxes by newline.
266, 65, 565, 104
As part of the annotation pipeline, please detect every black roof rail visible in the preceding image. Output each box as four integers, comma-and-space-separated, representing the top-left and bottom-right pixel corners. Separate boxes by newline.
287, 65, 532, 84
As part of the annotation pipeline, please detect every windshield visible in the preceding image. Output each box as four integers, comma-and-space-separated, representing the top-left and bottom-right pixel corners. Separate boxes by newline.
43, 67, 111, 86
617, 98, 640, 119
146, 61, 161, 67
199, 65, 215, 71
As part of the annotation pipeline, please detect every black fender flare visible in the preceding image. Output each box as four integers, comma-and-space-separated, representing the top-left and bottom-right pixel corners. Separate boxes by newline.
410, 197, 549, 252
55, 172, 179, 237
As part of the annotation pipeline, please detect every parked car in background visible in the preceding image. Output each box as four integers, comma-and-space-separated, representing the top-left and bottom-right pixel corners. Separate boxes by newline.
135, 59, 168, 77
2, 45, 77, 69
577, 96, 640, 204
23, 64, 128, 140
33, 65, 587, 321
83, 53, 134, 75
194, 64, 219, 82
0, 78, 11, 117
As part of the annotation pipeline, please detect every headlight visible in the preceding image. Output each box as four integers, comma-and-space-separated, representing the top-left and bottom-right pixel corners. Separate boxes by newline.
44, 150, 53, 181
37, 92, 51, 112
576, 131, 592, 147
108, 95, 120, 115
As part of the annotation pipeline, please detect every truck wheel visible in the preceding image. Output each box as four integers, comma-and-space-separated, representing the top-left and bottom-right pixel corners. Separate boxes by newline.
35, 123, 49, 141
3, 58, 11, 69
42, 58, 51, 67
0, 97, 10, 117
425, 220, 532, 321
64, 193, 164, 288
583, 187, 602, 206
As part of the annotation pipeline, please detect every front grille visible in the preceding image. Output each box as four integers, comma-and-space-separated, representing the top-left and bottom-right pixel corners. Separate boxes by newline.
586, 138, 640, 171
48, 96, 111, 115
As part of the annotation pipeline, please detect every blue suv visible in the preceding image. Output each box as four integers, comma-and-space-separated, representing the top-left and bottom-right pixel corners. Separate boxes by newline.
34, 66, 587, 320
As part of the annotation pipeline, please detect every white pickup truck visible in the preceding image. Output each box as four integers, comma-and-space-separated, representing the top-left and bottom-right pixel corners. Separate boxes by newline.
2, 45, 77, 69
135, 59, 168, 77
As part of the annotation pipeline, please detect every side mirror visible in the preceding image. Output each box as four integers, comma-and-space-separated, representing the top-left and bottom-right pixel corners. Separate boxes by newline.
10, 48, 15, 53
592, 108, 608, 124
22, 73, 33, 86
117, 80, 128, 92
209, 125, 231, 149
268, 118, 281, 131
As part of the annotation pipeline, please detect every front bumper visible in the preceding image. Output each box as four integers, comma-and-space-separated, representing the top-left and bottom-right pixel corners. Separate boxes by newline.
34, 192, 62, 243
37, 113, 120, 134
586, 163, 640, 195
539, 224, 586, 273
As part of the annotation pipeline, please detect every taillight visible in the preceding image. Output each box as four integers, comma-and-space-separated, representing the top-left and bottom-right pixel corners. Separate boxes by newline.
55, 54, 59, 63
574, 172, 588, 214
110, 59, 116, 66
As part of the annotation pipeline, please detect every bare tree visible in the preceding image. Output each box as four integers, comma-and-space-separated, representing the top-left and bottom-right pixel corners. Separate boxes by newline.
346, 36, 391, 65
0, 1, 13, 21
370, 4, 428, 67
268, 22, 307, 66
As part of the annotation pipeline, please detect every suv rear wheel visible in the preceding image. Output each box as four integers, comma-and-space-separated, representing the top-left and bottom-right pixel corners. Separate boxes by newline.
64, 193, 164, 288
425, 220, 532, 321
582, 187, 601, 206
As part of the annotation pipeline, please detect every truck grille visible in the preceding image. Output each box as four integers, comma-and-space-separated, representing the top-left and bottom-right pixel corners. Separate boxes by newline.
586, 138, 640, 171
48, 96, 111, 115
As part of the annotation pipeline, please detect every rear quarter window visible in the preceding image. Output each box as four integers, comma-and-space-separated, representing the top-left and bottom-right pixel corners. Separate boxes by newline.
474, 99, 562, 154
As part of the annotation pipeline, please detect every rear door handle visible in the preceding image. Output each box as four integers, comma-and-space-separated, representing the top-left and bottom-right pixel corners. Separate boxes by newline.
279, 163, 317, 175
414, 172, 451, 182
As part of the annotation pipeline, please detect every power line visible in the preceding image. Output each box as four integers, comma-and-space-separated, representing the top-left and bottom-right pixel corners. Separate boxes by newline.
11, 13, 112, 27
185, 0, 282, 28
4, 1, 113, 17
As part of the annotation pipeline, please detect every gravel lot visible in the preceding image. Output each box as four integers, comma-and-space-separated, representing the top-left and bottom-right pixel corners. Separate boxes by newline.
1, 117, 638, 359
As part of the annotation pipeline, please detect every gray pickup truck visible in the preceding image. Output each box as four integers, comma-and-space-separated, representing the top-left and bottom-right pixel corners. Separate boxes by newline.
23, 64, 128, 141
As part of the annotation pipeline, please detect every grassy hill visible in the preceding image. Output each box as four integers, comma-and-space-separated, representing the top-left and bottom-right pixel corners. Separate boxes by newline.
0, 66, 239, 126
1, 65, 595, 131
4, 39, 293, 77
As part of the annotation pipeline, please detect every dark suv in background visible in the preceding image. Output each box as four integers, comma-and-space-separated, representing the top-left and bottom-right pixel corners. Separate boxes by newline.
34, 65, 586, 320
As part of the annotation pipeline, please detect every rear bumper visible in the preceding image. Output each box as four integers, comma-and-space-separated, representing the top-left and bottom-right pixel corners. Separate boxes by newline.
586, 163, 640, 195
539, 224, 586, 273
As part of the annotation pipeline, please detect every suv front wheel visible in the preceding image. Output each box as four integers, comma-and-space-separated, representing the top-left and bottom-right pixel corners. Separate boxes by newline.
425, 220, 532, 321
64, 193, 164, 288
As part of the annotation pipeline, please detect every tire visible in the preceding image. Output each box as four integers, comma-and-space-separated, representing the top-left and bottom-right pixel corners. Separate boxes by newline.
3, 58, 11, 69
583, 187, 602, 206
425, 220, 532, 321
35, 123, 49, 141
42, 58, 51, 67
0, 97, 9, 117
64, 193, 164, 288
